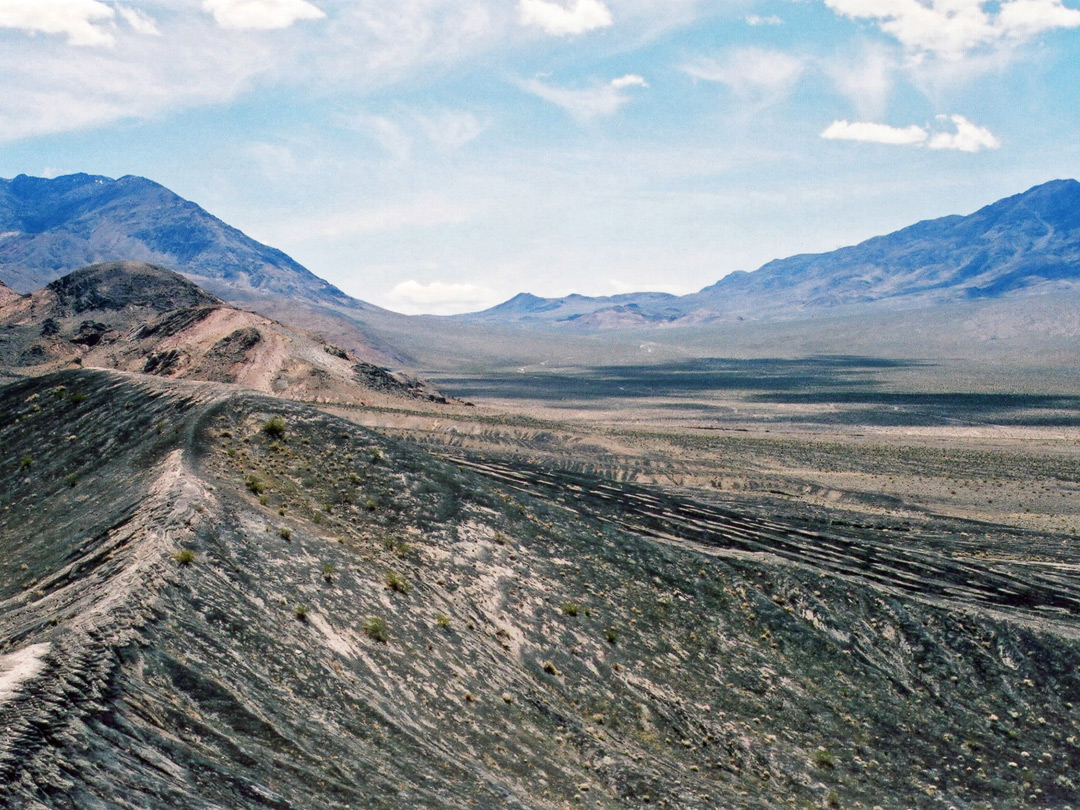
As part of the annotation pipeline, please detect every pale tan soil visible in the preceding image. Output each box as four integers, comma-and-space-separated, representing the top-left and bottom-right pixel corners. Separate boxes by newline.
329, 395, 1080, 541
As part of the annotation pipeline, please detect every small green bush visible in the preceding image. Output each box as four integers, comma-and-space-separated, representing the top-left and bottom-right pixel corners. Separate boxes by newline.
384, 570, 410, 594
561, 603, 580, 617
278, 527, 292, 541
262, 417, 286, 439
65, 473, 79, 488
364, 616, 389, 642
245, 474, 266, 495
605, 627, 618, 645
18, 455, 32, 471
812, 748, 837, 769
436, 614, 452, 629
172, 549, 196, 565
322, 563, 337, 582
294, 605, 309, 621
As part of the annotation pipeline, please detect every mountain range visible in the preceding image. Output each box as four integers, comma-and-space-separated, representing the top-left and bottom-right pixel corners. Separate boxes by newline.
455, 178, 1080, 328
0, 173, 1078, 371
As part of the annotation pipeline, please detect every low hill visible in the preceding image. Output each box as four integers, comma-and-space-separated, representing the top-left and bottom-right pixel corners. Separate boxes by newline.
0, 262, 446, 405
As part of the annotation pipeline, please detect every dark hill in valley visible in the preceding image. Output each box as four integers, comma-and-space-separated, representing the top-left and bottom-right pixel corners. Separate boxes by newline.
0, 261, 447, 406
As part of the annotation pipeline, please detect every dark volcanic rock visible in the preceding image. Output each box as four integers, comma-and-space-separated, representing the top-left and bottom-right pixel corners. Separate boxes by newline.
47, 260, 222, 315
2, 369, 1080, 809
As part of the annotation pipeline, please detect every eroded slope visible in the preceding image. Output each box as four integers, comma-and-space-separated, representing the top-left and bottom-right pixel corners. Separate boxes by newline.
2, 370, 1080, 809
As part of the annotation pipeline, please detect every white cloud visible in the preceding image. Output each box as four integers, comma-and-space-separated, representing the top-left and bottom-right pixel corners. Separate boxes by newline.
518, 0, 613, 35
519, 73, 648, 121
415, 109, 490, 151
202, 0, 325, 31
746, 13, 783, 25
927, 113, 1001, 151
116, 6, 159, 36
821, 114, 1000, 151
823, 0, 1080, 61
682, 48, 804, 110
0, 0, 116, 47
821, 119, 929, 144
387, 279, 497, 311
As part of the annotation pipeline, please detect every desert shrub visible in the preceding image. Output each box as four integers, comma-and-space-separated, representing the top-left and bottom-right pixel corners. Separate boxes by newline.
245, 474, 266, 495
172, 549, 196, 565
65, 473, 79, 488
68, 392, 87, 405
294, 605, 309, 621
812, 748, 837, 769
384, 570, 410, 594
605, 627, 618, 645
561, 602, 580, 617
278, 527, 292, 541
364, 616, 389, 642
322, 563, 337, 582
262, 417, 286, 439
436, 614, 452, 629
17, 455, 32, 471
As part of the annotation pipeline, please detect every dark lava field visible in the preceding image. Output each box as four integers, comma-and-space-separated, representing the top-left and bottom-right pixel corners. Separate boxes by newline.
2, 369, 1080, 809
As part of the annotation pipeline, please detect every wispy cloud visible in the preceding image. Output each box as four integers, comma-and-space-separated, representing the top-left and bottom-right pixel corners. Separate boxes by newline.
201, 0, 325, 31
822, 43, 897, 120
280, 196, 473, 241
682, 47, 804, 111
0, 0, 117, 47
518, 0, 613, 36
745, 13, 783, 26
822, 114, 1001, 151
519, 73, 648, 122
415, 109, 491, 151
116, 6, 160, 36
823, 0, 1080, 61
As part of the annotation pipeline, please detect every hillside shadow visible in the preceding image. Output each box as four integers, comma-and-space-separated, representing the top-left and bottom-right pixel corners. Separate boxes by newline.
437, 356, 923, 402
437, 355, 1080, 427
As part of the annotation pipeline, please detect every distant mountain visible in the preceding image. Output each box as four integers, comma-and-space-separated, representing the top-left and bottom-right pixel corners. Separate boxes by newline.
0, 173, 355, 306
457, 291, 682, 326
0, 261, 448, 404
459, 179, 1080, 328
0, 173, 417, 365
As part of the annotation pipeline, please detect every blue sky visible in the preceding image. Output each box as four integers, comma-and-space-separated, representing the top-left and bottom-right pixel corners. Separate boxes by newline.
1, 0, 1079, 314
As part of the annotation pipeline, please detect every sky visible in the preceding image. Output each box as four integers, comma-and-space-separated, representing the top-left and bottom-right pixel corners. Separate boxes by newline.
1, 1, 1079, 314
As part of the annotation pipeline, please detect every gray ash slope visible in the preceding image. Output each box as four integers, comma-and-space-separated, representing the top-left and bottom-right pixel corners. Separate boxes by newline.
3, 369, 1080, 809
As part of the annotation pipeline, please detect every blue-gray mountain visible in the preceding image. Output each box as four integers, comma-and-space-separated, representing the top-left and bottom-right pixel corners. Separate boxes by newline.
0, 173, 355, 308
456, 178, 1080, 327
